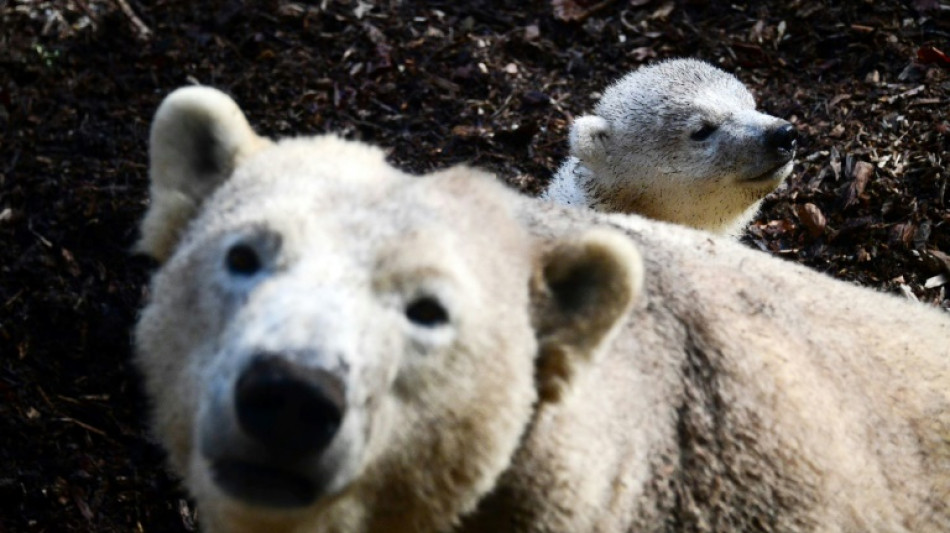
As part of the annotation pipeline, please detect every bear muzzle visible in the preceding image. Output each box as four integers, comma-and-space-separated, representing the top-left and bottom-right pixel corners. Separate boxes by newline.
235, 354, 346, 457
767, 122, 798, 156
738, 122, 797, 185
205, 354, 349, 509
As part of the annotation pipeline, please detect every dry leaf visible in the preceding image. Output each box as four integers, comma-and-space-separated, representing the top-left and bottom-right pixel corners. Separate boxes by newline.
840, 160, 872, 209
551, 0, 618, 21
650, 1, 674, 19
851, 161, 872, 188
889, 223, 916, 248
795, 203, 826, 237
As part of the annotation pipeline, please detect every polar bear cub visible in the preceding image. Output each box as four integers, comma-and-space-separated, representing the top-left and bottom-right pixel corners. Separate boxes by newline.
544, 58, 797, 235
135, 87, 949, 533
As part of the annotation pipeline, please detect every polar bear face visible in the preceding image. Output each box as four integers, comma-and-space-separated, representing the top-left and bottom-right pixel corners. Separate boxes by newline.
571, 59, 797, 234
135, 88, 642, 532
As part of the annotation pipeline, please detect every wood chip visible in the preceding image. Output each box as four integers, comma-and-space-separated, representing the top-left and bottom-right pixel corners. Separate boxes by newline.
795, 203, 826, 237
928, 250, 950, 275
551, 0, 618, 21
925, 274, 948, 289
840, 160, 873, 209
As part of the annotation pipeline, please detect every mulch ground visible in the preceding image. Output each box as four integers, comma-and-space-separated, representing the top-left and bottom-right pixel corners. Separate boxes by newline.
1, 0, 948, 531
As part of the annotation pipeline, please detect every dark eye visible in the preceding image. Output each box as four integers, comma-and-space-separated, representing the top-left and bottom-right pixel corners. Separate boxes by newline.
690, 123, 718, 141
405, 297, 449, 327
225, 243, 261, 276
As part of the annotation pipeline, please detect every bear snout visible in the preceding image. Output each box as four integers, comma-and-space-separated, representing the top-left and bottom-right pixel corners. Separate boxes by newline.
235, 354, 347, 459
206, 355, 351, 508
766, 122, 798, 157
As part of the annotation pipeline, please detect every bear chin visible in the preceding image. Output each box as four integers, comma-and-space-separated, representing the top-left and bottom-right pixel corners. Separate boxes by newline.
212, 459, 320, 509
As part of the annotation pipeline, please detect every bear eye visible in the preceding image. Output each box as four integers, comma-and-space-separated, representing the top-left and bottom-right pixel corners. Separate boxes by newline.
690, 123, 718, 141
225, 243, 262, 276
405, 296, 449, 327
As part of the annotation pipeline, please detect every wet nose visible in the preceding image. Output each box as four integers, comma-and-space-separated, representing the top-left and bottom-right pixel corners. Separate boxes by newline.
768, 123, 798, 153
235, 355, 346, 458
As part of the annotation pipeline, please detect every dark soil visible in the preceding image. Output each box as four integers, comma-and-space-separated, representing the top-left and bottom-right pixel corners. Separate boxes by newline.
1, 0, 948, 531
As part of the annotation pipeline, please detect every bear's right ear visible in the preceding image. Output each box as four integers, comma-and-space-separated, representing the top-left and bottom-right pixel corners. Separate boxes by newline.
136, 86, 271, 262
569, 115, 610, 163
531, 229, 643, 403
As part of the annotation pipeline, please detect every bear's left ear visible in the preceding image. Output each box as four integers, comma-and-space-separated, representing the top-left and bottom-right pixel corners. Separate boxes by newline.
136, 86, 271, 262
531, 228, 643, 403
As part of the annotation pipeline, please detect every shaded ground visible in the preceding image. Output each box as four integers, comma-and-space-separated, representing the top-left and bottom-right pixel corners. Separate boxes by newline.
1, 0, 947, 531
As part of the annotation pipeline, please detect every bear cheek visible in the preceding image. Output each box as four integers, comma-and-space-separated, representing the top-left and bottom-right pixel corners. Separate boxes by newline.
138, 286, 237, 480
135, 314, 197, 464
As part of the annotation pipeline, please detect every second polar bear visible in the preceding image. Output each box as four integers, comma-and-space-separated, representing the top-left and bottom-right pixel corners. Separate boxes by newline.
543, 58, 797, 235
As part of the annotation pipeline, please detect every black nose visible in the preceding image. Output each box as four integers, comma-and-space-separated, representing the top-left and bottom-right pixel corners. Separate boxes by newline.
235, 355, 346, 458
767, 123, 798, 153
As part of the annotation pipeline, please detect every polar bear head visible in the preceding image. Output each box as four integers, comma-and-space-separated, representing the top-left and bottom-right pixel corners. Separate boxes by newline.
134, 87, 643, 532
571, 58, 797, 234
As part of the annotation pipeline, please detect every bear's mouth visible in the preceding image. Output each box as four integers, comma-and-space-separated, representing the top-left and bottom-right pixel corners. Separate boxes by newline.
212, 459, 317, 508
743, 159, 793, 185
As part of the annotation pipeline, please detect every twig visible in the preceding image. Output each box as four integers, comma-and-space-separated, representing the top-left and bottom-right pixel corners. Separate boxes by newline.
59, 416, 117, 443
114, 0, 152, 41
74, 0, 100, 31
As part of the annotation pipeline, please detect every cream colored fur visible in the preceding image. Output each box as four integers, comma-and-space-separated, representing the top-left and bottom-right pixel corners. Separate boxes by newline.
136, 87, 949, 533
543, 58, 796, 236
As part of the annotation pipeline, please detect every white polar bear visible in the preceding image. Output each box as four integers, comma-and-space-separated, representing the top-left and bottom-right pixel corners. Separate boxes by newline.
543, 58, 797, 235
135, 87, 949, 533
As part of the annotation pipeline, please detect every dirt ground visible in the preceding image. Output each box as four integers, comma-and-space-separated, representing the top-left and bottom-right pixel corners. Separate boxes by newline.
1, 0, 948, 531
